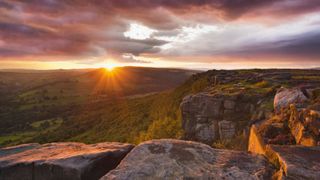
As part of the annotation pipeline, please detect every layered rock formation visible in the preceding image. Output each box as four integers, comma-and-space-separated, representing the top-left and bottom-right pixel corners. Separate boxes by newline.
0, 142, 133, 180
102, 139, 275, 179
218, 120, 236, 140
180, 92, 257, 144
289, 105, 320, 146
248, 87, 320, 179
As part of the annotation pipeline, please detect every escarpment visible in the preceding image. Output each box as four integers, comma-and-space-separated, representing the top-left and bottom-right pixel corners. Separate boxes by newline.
180, 92, 261, 144
1, 69, 320, 179
180, 70, 320, 179
248, 86, 320, 179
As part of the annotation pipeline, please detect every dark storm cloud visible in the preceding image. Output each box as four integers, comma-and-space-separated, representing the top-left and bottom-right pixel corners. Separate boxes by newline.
232, 32, 320, 59
0, 22, 54, 38
0, 0, 320, 63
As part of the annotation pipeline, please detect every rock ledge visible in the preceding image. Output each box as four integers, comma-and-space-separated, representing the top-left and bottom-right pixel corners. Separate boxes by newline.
0, 142, 134, 180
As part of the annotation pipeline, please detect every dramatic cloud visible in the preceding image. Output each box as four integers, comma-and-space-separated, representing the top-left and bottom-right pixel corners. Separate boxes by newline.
0, 0, 320, 68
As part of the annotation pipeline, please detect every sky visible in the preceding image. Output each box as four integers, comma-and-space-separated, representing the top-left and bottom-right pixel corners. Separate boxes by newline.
0, 0, 320, 70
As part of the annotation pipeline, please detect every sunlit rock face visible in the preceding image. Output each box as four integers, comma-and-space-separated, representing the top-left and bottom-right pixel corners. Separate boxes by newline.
102, 139, 274, 180
0, 142, 134, 180
289, 105, 320, 146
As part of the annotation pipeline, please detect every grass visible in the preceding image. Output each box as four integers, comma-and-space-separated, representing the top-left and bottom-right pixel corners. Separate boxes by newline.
31, 118, 63, 128
0, 118, 63, 147
254, 80, 270, 88
16, 71, 202, 145
212, 132, 248, 150
260, 99, 274, 111
292, 76, 320, 80
0, 132, 36, 146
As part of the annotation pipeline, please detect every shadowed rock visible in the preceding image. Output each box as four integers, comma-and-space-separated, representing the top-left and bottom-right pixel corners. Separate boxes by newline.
219, 120, 236, 140
265, 145, 320, 179
102, 139, 274, 179
0, 142, 134, 180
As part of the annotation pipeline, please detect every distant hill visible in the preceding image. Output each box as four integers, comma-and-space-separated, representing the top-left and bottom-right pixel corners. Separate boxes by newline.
0, 67, 198, 98
0, 67, 198, 145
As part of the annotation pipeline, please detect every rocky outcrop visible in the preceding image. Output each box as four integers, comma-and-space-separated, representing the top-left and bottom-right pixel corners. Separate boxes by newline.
265, 145, 320, 179
102, 139, 275, 179
0, 142, 133, 180
288, 105, 319, 146
219, 120, 236, 140
274, 88, 308, 113
180, 92, 256, 144
180, 93, 222, 143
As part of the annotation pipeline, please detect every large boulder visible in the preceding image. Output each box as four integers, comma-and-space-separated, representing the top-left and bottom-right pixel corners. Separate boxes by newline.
102, 139, 274, 179
274, 88, 308, 113
265, 145, 320, 179
0, 142, 134, 180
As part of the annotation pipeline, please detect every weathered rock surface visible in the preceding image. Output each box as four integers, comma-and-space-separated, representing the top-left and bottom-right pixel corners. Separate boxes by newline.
102, 139, 274, 180
265, 145, 320, 180
274, 88, 308, 113
180, 93, 221, 143
289, 105, 319, 146
219, 120, 236, 140
180, 92, 256, 144
0, 142, 134, 180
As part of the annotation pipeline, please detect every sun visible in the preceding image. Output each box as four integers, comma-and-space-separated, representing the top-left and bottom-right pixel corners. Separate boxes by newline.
104, 63, 116, 72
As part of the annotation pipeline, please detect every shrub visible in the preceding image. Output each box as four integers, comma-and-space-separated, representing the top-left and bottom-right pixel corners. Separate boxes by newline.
254, 81, 270, 88
135, 116, 183, 144
212, 132, 248, 150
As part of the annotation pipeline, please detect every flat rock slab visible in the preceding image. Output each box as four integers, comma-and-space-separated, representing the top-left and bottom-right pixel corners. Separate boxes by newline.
102, 139, 274, 180
0, 142, 134, 180
266, 145, 320, 179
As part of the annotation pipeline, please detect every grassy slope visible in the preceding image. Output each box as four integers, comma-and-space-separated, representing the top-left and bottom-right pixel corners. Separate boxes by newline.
0, 67, 200, 146
29, 73, 209, 145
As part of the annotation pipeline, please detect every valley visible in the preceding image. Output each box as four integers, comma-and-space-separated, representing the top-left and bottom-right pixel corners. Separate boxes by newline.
0, 67, 197, 146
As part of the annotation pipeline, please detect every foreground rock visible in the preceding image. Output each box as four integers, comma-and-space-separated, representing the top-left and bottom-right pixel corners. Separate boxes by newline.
266, 145, 320, 179
102, 139, 274, 179
0, 142, 133, 180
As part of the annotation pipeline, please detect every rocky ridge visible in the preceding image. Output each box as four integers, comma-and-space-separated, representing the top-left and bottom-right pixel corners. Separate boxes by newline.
181, 70, 320, 179
248, 87, 320, 179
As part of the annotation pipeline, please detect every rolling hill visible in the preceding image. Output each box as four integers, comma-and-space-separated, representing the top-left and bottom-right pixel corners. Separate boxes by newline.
0, 67, 198, 146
